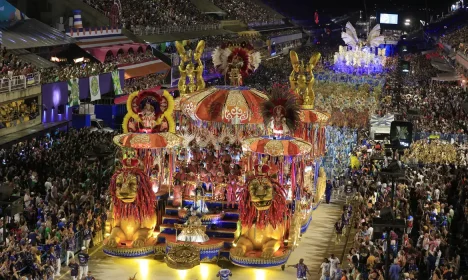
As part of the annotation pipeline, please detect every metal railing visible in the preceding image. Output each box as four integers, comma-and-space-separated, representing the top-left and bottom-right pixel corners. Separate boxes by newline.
247, 20, 284, 28
0, 72, 41, 93
133, 23, 221, 36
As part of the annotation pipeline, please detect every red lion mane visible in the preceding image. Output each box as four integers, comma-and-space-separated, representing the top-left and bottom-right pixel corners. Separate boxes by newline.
237, 178, 289, 230
109, 168, 156, 223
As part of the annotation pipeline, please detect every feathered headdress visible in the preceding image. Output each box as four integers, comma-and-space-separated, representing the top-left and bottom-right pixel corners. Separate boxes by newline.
212, 41, 261, 77
261, 84, 300, 134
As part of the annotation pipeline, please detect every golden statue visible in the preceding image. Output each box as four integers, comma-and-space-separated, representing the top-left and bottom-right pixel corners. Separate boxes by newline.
231, 174, 288, 258
175, 40, 206, 95
289, 51, 321, 109
106, 153, 156, 248
314, 167, 327, 204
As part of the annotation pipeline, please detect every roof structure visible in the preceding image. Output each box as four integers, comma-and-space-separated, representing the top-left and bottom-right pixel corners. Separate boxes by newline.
0, 19, 75, 49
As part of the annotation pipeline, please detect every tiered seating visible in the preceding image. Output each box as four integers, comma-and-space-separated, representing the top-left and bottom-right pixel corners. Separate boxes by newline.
212, 0, 283, 25
84, 0, 215, 32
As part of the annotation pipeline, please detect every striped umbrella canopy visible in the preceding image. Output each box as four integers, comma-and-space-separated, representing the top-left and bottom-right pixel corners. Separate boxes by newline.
181, 86, 268, 125
113, 132, 182, 150
242, 136, 312, 157
299, 109, 330, 125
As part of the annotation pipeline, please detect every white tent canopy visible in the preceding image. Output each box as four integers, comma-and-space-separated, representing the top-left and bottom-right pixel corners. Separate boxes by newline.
431, 72, 462, 82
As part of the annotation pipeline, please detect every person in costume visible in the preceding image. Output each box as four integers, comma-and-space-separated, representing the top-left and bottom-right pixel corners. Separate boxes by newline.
216, 265, 232, 280
176, 210, 209, 243
325, 180, 333, 204
194, 183, 209, 214
288, 258, 311, 280
226, 177, 237, 209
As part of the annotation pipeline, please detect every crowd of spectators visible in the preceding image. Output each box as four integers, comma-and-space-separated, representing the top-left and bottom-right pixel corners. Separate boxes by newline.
123, 73, 167, 95
212, 0, 283, 24
104, 50, 155, 65
40, 50, 158, 84
380, 54, 467, 135
0, 48, 36, 80
0, 129, 116, 279
441, 25, 468, 49
84, 0, 215, 31
333, 140, 466, 280
40, 62, 117, 85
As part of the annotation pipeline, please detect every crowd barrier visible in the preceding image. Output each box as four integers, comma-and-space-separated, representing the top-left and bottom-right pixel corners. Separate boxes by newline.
0, 72, 41, 93
133, 23, 221, 36
35, 228, 104, 267
247, 20, 284, 28
414, 131, 468, 143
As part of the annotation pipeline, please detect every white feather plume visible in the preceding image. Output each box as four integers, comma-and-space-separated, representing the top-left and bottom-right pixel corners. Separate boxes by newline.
180, 130, 195, 148
218, 128, 233, 144
341, 22, 359, 47
250, 51, 261, 71
212, 47, 232, 75
367, 24, 385, 47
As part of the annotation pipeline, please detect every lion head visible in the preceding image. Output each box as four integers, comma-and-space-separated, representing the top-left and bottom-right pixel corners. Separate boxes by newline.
110, 168, 156, 222
238, 176, 288, 230
248, 177, 274, 210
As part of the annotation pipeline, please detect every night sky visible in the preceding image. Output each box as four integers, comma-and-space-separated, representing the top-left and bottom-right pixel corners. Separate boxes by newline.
265, 0, 458, 19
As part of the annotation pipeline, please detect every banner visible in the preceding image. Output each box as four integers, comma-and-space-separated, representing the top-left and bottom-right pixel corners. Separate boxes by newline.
0, 0, 27, 22
111, 70, 123, 95
89, 75, 101, 101
67, 78, 80, 106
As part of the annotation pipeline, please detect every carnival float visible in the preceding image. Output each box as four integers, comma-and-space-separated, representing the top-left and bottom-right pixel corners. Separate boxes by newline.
103, 39, 330, 269
334, 22, 387, 74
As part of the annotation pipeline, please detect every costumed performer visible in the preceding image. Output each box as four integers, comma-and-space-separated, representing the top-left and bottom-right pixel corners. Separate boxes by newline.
194, 183, 209, 214
176, 210, 209, 242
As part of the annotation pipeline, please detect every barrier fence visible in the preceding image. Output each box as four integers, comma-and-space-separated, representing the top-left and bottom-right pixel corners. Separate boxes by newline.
36, 228, 104, 267
0, 72, 41, 93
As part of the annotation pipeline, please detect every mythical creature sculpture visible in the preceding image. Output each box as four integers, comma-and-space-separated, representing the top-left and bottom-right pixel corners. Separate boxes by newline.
230, 164, 288, 258
290, 51, 321, 109
176, 40, 206, 95
106, 153, 156, 248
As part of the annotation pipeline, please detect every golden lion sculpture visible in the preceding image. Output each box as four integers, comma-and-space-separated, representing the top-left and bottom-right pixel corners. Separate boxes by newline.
106, 156, 156, 248
230, 174, 288, 258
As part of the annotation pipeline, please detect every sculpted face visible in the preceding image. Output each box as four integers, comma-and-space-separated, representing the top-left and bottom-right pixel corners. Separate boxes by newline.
248, 178, 274, 210
116, 173, 138, 203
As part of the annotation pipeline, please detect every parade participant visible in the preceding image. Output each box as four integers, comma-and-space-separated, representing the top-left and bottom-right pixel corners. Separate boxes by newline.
83, 271, 96, 280
329, 254, 340, 280
319, 258, 331, 280
77, 247, 90, 280
55, 241, 62, 276
176, 210, 209, 242
288, 258, 311, 280
48, 246, 58, 278
226, 177, 237, 209
216, 265, 233, 280
65, 233, 76, 266
82, 224, 92, 249
325, 180, 333, 204
68, 258, 79, 280
194, 183, 209, 214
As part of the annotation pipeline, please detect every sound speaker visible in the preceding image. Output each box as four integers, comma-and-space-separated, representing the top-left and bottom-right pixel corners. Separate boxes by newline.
58, 104, 65, 114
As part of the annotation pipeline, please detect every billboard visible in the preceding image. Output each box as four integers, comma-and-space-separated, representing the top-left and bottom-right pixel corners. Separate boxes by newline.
379, 13, 398, 24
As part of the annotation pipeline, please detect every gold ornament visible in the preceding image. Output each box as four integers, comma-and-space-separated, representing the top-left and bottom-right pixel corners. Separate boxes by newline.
176, 40, 206, 96
290, 51, 321, 109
